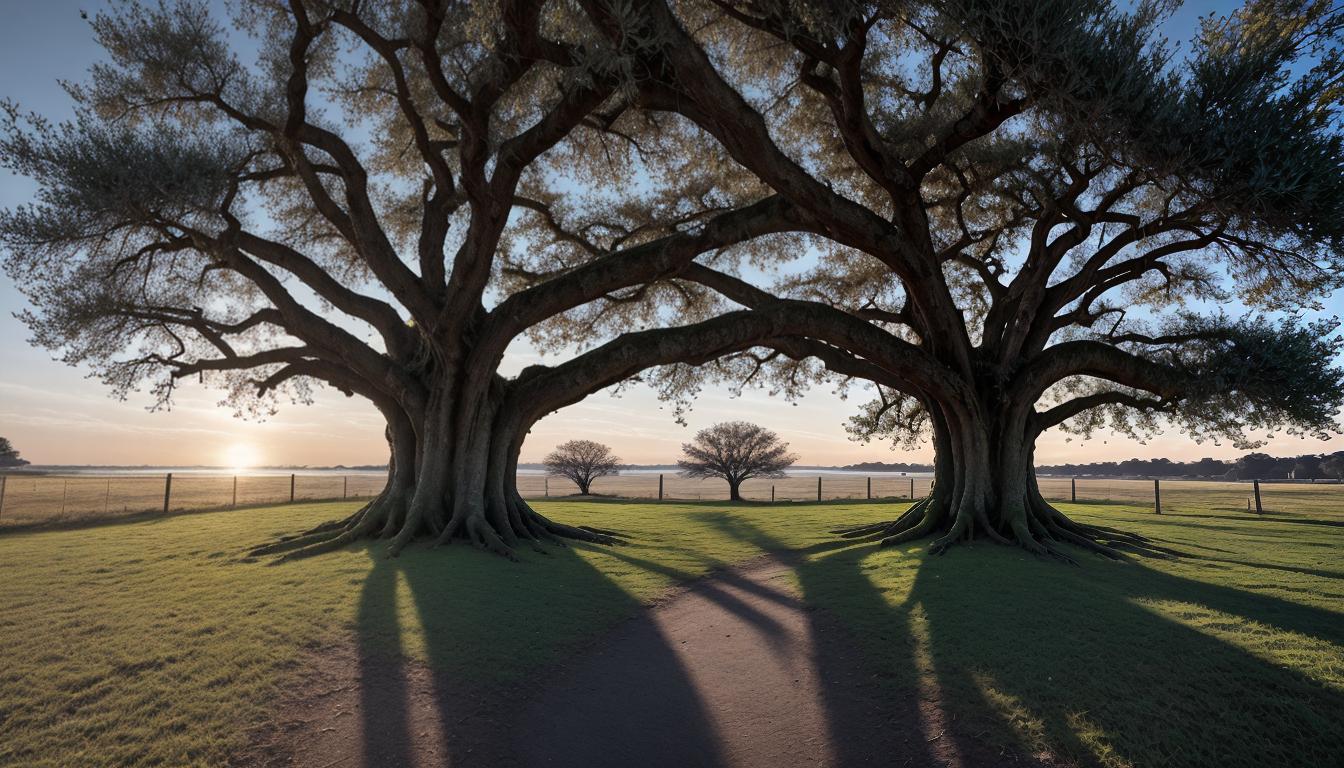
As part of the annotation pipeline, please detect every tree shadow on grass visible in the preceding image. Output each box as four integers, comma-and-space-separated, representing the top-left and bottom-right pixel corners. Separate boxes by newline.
1161, 511, 1344, 528
352, 538, 728, 768
695, 513, 1043, 767
908, 547, 1344, 766
829, 544, 1343, 767
697, 512, 1344, 767
1189, 556, 1344, 582
340, 507, 1344, 768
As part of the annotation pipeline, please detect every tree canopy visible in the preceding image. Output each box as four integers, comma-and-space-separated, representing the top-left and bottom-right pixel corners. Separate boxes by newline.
3, 0, 1342, 560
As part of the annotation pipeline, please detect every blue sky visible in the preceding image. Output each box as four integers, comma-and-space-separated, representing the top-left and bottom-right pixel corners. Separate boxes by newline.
0, 0, 1340, 467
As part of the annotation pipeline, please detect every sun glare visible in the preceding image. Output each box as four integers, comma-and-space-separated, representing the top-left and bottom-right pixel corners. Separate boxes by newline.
223, 443, 263, 471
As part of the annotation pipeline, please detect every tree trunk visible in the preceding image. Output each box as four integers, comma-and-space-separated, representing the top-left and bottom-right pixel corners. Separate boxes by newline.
577, 479, 591, 495
728, 479, 742, 502
250, 378, 619, 561
833, 398, 1163, 561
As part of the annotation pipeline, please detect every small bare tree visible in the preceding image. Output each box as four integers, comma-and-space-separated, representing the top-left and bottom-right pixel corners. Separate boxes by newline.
544, 440, 621, 496
678, 422, 798, 502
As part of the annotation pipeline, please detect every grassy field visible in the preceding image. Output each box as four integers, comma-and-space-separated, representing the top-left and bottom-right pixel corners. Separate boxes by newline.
0, 496, 1340, 766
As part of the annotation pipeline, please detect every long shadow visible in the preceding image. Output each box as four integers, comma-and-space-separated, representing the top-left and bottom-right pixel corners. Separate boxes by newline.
346, 504, 1344, 767
353, 535, 730, 767
699, 511, 1344, 766
694, 513, 963, 767
1192, 555, 1344, 582
904, 546, 1344, 767
1161, 511, 1344, 528
354, 552, 416, 768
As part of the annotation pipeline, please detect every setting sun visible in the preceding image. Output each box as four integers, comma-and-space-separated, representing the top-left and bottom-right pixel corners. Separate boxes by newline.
222, 443, 263, 471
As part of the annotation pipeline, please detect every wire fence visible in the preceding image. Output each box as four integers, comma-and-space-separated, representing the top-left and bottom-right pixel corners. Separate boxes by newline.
515, 472, 935, 503
0, 472, 386, 530
1, 471, 1340, 531
1034, 476, 1344, 521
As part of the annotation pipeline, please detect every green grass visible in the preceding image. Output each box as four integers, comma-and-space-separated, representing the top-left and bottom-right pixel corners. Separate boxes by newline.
0, 498, 1340, 766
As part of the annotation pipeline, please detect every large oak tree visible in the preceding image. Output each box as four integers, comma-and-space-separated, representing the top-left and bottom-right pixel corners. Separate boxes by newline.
570, 0, 1344, 557
0, 0, 813, 558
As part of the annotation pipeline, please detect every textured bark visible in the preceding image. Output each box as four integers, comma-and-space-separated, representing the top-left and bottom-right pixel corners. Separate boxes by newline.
250, 379, 619, 562
248, 310, 815, 561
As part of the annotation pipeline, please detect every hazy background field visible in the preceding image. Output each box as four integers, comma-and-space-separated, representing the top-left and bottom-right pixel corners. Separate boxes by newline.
1, 469, 1341, 529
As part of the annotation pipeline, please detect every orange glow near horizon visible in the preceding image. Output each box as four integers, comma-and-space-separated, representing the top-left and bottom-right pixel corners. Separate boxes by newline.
222, 443, 264, 471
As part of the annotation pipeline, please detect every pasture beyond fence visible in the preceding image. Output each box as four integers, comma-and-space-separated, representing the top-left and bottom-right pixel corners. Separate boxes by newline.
0, 470, 1340, 530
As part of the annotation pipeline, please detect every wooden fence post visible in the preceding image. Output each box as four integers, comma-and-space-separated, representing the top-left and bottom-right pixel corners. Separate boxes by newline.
771, 485, 775, 502
232, 476, 238, 508
817, 476, 822, 502
658, 474, 664, 501
163, 473, 173, 514
1153, 478, 1161, 514
867, 476, 872, 500
343, 476, 348, 499
1253, 479, 1263, 514
1071, 477, 1077, 502
290, 473, 296, 503
0, 475, 7, 522
545, 476, 549, 497
910, 477, 915, 499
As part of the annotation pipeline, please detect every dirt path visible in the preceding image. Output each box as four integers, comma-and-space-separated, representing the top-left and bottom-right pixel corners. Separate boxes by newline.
240, 557, 1041, 767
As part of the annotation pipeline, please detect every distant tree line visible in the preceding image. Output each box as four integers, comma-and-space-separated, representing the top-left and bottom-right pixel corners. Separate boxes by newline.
1036, 452, 1344, 481
0, 437, 29, 468
840, 461, 936, 474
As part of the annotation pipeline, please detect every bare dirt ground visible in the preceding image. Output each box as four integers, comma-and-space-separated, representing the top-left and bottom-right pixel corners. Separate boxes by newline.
237, 557, 1049, 768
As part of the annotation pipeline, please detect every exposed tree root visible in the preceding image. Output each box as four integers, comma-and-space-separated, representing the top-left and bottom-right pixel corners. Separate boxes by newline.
830, 481, 1177, 563
249, 487, 624, 563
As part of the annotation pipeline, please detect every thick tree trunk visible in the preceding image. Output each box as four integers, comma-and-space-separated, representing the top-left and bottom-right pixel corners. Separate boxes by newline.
250, 379, 619, 561
833, 399, 1164, 561
728, 480, 742, 502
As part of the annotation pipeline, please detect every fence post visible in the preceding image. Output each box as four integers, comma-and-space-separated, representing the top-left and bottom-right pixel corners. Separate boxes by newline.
910, 477, 915, 499
1253, 479, 1263, 514
290, 473, 296, 503
232, 475, 238, 508
867, 476, 871, 500
1153, 478, 1161, 514
1071, 477, 1077, 502
0, 475, 6, 521
163, 473, 173, 514
343, 476, 348, 499
545, 476, 549, 497
658, 474, 664, 501
817, 476, 822, 502
771, 485, 775, 502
